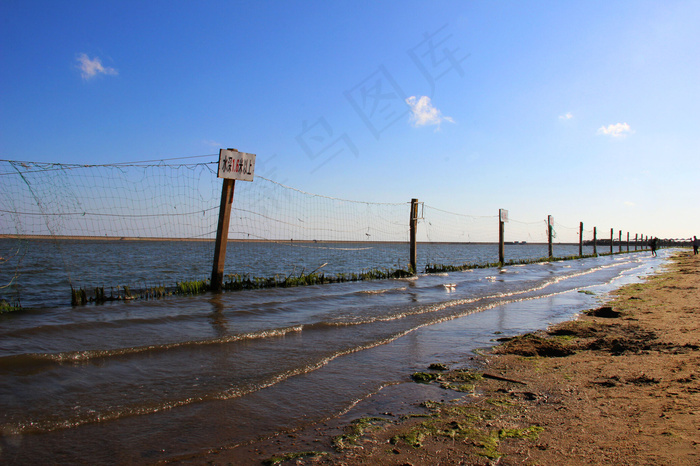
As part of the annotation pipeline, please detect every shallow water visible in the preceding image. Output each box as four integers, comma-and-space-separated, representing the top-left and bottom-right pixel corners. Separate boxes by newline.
0, 239, 620, 308
0, 242, 669, 465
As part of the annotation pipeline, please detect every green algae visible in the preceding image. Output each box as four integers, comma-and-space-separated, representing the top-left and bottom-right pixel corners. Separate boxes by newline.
262, 451, 327, 465
332, 417, 389, 450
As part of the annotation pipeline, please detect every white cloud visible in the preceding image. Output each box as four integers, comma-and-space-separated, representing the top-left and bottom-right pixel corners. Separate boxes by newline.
597, 122, 632, 138
406, 96, 454, 129
559, 112, 573, 120
77, 53, 118, 80
203, 140, 222, 148
624, 201, 636, 207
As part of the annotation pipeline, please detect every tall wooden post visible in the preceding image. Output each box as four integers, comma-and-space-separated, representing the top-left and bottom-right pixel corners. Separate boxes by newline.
610, 228, 614, 255
635, 233, 638, 250
627, 232, 630, 252
409, 198, 418, 274
211, 148, 256, 291
593, 227, 597, 255
579, 222, 583, 257
211, 178, 236, 291
548, 215, 554, 258
498, 209, 507, 265
619, 230, 622, 253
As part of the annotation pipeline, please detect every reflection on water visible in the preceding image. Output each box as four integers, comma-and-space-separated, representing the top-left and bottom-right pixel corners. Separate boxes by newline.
208, 294, 229, 337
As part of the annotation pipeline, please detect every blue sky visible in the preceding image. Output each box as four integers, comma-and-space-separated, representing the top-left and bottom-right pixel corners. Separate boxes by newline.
2, 0, 699, 240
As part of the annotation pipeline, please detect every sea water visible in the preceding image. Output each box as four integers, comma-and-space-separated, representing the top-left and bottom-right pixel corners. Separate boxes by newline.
1, 239, 611, 308
0, 240, 668, 464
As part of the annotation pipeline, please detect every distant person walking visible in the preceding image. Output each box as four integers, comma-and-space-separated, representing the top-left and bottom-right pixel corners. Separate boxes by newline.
693, 236, 699, 255
650, 237, 658, 257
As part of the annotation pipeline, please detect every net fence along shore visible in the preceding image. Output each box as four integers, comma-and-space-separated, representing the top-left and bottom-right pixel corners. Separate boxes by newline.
0, 158, 649, 307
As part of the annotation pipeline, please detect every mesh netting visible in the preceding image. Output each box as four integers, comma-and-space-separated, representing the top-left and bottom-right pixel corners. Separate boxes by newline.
0, 158, 645, 306
0, 159, 410, 302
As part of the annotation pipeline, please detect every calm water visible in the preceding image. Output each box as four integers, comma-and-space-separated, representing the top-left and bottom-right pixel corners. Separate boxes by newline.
0, 240, 667, 464
1, 238, 622, 308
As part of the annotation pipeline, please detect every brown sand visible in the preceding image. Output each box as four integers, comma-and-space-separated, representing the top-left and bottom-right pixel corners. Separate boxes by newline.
171, 251, 699, 465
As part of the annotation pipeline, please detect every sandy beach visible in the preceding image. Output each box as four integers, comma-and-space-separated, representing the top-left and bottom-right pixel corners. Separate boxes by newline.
176, 250, 699, 465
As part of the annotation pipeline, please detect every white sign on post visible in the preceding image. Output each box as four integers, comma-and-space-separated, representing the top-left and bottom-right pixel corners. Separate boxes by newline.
217, 148, 256, 181
499, 209, 509, 223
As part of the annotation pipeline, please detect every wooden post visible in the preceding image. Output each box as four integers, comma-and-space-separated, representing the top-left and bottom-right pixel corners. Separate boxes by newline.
593, 227, 597, 255
498, 209, 506, 265
635, 233, 638, 250
409, 198, 418, 274
548, 215, 553, 258
610, 228, 614, 255
627, 232, 630, 252
211, 178, 236, 291
579, 221, 583, 257
210, 148, 256, 291
619, 230, 622, 253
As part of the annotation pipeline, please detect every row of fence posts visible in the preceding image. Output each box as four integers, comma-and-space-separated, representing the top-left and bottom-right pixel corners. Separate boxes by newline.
589, 227, 650, 256
407, 200, 654, 274
210, 190, 656, 290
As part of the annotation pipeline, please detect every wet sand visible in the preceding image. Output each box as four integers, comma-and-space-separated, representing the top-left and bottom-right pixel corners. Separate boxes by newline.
169, 250, 699, 465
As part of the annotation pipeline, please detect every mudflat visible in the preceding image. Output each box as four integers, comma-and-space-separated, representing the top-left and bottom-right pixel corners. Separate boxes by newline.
182, 251, 699, 465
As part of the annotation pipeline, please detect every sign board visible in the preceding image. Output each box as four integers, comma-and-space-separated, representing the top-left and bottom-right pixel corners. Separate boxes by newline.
217, 149, 256, 181
499, 209, 509, 223
548, 215, 554, 227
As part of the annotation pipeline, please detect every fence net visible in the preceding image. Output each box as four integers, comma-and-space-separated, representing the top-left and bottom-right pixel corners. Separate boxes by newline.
0, 158, 645, 307
1, 159, 412, 305
1, 160, 221, 239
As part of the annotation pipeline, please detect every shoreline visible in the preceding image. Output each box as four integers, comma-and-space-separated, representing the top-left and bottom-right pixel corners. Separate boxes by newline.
175, 251, 699, 465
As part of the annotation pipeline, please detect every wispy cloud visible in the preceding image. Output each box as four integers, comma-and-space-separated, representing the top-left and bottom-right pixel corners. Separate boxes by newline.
559, 112, 573, 120
624, 201, 636, 207
597, 122, 633, 138
77, 53, 118, 80
202, 140, 222, 148
406, 96, 454, 129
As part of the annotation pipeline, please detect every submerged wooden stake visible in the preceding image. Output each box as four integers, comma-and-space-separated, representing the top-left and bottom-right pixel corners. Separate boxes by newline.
409, 198, 418, 273
211, 178, 235, 291
593, 226, 597, 255
548, 215, 554, 258
619, 230, 623, 253
610, 228, 614, 255
499, 209, 507, 265
627, 232, 630, 252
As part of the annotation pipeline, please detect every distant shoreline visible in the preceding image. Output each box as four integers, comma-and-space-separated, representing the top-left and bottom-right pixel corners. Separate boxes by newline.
0, 234, 576, 246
